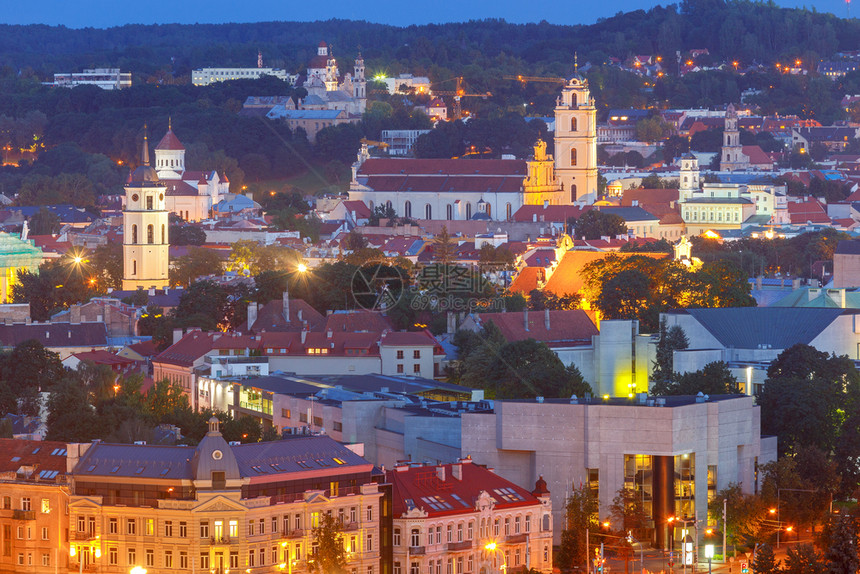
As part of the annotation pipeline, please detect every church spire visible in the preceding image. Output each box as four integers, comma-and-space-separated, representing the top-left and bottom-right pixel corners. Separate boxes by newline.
141, 124, 150, 166
168, 116, 172, 131
574, 52, 579, 77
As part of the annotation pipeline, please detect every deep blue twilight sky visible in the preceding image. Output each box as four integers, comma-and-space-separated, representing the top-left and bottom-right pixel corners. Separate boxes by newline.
0, 0, 850, 28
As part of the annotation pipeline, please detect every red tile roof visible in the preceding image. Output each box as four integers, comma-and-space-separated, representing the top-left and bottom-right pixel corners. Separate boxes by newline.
247, 298, 326, 333
621, 188, 679, 206
477, 309, 598, 345
154, 331, 216, 367
380, 330, 441, 349
164, 181, 199, 196
324, 311, 394, 333
341, 200, 372, 219
786, 199, 831, 225
386, 460, 542, 518
742, 145, 774, 167
155, 128, 185, 151
0, 438, 69, 476
127, 340, 160, 357
72, 350, 136, 367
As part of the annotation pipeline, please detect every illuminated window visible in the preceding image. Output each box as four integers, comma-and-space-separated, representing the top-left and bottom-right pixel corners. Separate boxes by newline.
570, 148, 577, 166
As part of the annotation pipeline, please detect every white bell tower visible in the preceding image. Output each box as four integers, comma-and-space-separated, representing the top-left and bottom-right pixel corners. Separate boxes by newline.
123, 125, 169, 291
679, 153, 700, 201
554, 71, 598, 203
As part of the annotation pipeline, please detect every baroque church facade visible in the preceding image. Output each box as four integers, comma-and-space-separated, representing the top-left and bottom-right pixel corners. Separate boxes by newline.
347, 75, 598, 221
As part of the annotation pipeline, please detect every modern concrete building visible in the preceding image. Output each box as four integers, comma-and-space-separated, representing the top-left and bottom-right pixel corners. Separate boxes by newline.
833, 239, 860, 288
460, 395, 776, 547
52, 68, 131, 90
191, 67, 295, 86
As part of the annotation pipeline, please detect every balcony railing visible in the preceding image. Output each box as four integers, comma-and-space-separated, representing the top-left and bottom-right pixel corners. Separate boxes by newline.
505, 533, 528, 544
408, 546, 426, 555
205, 355, 268, 365
210, 536, 237, 545
13, 510, 35, 520
73, 531, 98, 540
445, 541, 473, 551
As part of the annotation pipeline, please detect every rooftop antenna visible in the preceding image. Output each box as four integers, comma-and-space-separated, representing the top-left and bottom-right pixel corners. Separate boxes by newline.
574, 52, 579, 77
168, 116, 172, 131
141, 124, 150, 166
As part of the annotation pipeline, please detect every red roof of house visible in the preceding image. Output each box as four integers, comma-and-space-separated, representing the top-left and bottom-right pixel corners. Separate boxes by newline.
786, 199, 831, 225
127, 340, 160, 358
155, 129, 185, 151
164, 181, 199, 196
621, 188, 679, 206
380, 330, 440, 348
341, 200, 372, 219
386, 460, 542, 518
72, 350, 136, 367
742, 145, 774, 166
154, 331, 216, 367
260, 331, 381, 356
508, 267, 545, 293
0, 438, 69, 476
477, 309, 598, 345
247, 298, 326, 333
324, 311, 394, 333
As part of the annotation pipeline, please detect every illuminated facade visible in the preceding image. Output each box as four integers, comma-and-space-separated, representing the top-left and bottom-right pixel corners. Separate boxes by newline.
348, 141, 567, 222
387, 460, 553, 574
0, 231, 43, 303
719, 104, 750, 172
0, 440, 71, 574
122, 128, 169, 290
553, 76, 598, 202
67, 418, 390, 574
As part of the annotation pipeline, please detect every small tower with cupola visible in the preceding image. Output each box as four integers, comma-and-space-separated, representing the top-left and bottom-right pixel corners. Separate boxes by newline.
325, 46, 339, 92
154, 118, 185, 181
354, 53, 366, 99
123, 125, 169, 290
679, 153, 700, 201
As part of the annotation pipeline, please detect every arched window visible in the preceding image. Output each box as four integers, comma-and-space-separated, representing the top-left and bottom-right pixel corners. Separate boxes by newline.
368, 200, 374, 212
162, 224, 166, 244
570, 148, 577, 166
386, 200, 393, 211
570, 117, 577, 132
466, 203, 472, 220
571, 184, 577, 203
506, 203, 512, 220
404, 201, 411, 218
425, 204, 432, 219
131, 224, 138, 244
541, 515, 550, 532
147, 224, 154, 244
132, 260, 137, 275
446, 204, 453, 220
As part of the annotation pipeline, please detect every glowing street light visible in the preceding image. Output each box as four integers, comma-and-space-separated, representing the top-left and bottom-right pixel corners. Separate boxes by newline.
130, 567, 148, 574
297, 263, 308, 273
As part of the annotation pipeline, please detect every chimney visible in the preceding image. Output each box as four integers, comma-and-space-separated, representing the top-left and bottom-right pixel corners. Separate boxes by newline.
283, 290, 290, 322
436, 466, 446, 482
446, 312, 457, 335
301, 327, 308, 344
755, 276, 763, 290
543, 200, 549, 209
70, 304, 82, 324
326, 329, 333, 339
544, 308, 550, 331
247, 302, 258, 329
451, 463, 463, 481
148, 288, 156, 296
792, 277, 801, 290
523, 309, 529, 332
173, 328, 183, 345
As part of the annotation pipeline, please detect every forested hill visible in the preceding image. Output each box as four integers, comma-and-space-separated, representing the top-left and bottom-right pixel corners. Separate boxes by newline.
0, 0, 857, 82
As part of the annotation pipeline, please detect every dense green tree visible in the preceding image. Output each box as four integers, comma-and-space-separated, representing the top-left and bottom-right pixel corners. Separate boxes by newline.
751, 544, 781, 574
12, 258, 101, 321
146, 379, 190, 421
609, 488, 649, 538
45, 375, 100, 442
169, 225, 207, 246
784, 544, 827, 574
826, 515, 859, 574
29, 207, 60, 235
311, 513, 347, 574
757, 344, 860, 456
709, 484, 768, 550
571, 210, 628, 240
651, 321, 689, 390
595, 268, 650, 321
558, 484, 600, 570
170, 246, 224, 287
90, 242, 123, 290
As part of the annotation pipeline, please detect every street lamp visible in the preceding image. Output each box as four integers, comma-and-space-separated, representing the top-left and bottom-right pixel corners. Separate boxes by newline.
130, 567, 147, 574
626, 531, 644, 574
705, 545, 714, 574
297, 263, 308, 273
484, 542, 507, 574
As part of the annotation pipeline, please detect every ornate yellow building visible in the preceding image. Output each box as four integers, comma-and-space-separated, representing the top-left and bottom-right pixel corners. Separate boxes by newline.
553, 75, 598, 202
122, 127, 169, 290
68, 418, 389, 574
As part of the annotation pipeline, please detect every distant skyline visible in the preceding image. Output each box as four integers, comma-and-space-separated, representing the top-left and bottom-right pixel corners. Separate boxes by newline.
0, 0, 851, 29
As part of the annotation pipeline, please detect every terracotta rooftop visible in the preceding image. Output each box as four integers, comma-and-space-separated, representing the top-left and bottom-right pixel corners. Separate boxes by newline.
477, 309, 598, 345
155, 128, 185, 151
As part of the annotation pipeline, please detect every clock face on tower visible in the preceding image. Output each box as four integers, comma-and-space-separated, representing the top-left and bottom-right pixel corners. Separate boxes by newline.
132, 194, 139, 202
159, 193, 164, 201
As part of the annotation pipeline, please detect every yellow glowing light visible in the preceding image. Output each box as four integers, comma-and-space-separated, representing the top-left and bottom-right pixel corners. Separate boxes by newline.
70, 547, 76, 557
297, 263, 308, 273
602, 395, 609, 400
485, 542, 497, 551
702, 230, 721, 240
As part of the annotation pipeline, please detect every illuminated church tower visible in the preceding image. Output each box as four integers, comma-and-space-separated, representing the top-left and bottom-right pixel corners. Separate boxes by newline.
554, 69, 598, 203
123, 126, 169, 290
